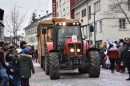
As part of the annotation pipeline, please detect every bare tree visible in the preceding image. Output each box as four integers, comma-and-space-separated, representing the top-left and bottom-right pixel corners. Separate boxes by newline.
5, 7, 26, 46
104, 0, 130, 24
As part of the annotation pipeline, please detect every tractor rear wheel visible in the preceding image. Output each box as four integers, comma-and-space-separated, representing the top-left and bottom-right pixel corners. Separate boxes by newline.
45, 48, 49, 75
49, 52, 60, 79
78, 67, 89, 73
89, 51, 100, 78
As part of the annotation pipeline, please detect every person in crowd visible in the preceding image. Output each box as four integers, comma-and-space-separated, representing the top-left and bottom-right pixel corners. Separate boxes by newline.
6, 46, 14, 63
100, 44, 107, 68
35, 49, 38, 63
107, 44, 118, 73
0, 56, 9, 86
122, 37, 130, 80
0, 41, 14, 85
28, 48, 34, 60
20, 41, 27, 49
7, 57, 20, 86
18, 48, 35, 86
118, 39, 125, 73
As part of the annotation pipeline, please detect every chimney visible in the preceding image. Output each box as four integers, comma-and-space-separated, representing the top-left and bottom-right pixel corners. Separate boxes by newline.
46, 10, 48, 15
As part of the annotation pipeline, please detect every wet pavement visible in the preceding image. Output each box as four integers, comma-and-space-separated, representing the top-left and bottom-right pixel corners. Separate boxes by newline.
30, 62, 130, 86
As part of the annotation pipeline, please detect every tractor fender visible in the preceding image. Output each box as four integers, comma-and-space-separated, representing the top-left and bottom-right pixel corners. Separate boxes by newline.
86, 48, 98, 60
46, 42, 53, 53
83, 40, 89, 54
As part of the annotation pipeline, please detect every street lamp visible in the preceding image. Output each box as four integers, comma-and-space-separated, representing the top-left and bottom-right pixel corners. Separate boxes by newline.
89, 12, 96, 45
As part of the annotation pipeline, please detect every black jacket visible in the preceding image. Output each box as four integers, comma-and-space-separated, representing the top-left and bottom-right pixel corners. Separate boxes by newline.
18, 54, 35, 78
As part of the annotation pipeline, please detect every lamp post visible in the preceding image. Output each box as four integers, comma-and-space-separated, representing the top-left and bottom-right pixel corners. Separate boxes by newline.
89, 12, 96, 45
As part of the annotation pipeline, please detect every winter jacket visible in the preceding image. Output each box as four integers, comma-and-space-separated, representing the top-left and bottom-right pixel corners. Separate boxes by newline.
107, 47, 118, 59
7, 62, 20, 86
122, 44, 130, 59
0, 48, 10, 70
0, 62, 8, 77
18, 54, 35, 78
6, 50, 14, 63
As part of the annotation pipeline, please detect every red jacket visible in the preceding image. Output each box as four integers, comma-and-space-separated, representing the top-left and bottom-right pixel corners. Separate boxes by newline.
107, 48, 118, 59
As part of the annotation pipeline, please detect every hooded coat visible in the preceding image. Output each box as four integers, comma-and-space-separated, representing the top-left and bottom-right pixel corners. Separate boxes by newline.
18, 54, 35, 78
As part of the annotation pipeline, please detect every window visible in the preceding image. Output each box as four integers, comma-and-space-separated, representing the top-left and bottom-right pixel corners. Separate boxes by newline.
94, 0, 101, 12
95, 23, 97, 33
128, 0, 130, 11
57, 13, 59, 17
77, 0, 81, 3
67, 6, 69, 14
119, 19, 126, 29
67, 0, 69, 2
88, 6, 91, 20
56, 1, 58, 8
100, 21, 102, 32
82, 8, 86, 17
59, 0, 61, 7
59, 11, 62, 17
63, 9, 66, 16
76, 12, 80, 19
62, 0, 65, 4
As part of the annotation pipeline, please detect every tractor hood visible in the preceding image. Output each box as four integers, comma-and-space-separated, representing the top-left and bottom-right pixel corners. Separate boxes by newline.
65, 38, 81, 44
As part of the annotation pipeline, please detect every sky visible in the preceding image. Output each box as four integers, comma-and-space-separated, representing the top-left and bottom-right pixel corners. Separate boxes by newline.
0, 0, 52, 37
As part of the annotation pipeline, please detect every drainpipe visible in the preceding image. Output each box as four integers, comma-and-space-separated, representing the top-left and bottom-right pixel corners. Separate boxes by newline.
86, 1, 90, 45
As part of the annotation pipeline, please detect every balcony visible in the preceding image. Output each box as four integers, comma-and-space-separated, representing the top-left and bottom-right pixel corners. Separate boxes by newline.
71, 0, 86, 10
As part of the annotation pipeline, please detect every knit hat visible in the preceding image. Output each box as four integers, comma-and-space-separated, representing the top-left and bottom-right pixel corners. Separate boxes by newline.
22, 48, 29, 54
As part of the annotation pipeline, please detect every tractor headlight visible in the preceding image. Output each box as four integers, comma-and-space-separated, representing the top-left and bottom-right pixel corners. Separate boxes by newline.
70, 48, 74, 52
77, 49, 80, 52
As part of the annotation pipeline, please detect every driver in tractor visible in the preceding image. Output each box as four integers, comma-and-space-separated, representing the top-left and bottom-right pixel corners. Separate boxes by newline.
61, 28, 72, 37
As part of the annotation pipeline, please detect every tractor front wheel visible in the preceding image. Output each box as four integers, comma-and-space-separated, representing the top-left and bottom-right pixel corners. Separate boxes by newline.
89, 51, 100, 78
49, 52, 60, 79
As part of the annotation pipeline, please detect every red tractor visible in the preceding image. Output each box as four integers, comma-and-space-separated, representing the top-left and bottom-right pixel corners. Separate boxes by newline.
37, 18, 100, 79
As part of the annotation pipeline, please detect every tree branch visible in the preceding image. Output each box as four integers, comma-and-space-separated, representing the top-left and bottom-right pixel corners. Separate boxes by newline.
117, 0, 130, 24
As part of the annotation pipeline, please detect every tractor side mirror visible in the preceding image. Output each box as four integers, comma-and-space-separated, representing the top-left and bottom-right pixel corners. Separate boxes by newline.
42, 27, 47, 34
90, 26, 94, 32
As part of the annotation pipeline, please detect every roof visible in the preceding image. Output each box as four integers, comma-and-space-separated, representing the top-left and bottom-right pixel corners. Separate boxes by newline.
71, 0, 86, 10
24, 13, 52, 30
36, 17, 79, 30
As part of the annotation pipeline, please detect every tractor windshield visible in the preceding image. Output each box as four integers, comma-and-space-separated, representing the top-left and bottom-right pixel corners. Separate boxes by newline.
57, 26, 82, 43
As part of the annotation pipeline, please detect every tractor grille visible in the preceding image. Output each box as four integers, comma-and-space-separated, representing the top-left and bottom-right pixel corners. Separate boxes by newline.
68, 43, 81, 55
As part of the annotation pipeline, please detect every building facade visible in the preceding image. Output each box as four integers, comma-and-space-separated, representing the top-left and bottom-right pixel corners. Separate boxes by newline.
0, 8, 4, 41
24, 13, 52, 49
54, 0, 75, 18
71, 0, 130, 45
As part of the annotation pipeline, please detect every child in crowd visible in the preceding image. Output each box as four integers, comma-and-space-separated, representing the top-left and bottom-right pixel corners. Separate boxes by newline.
7, 57, 21, 86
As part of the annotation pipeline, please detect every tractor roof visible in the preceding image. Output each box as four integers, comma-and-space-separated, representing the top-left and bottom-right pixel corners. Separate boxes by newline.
36, 17, 79, 31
